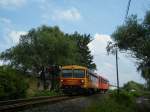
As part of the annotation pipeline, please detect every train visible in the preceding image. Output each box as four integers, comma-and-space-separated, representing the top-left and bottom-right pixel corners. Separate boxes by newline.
59, 65, 109, 94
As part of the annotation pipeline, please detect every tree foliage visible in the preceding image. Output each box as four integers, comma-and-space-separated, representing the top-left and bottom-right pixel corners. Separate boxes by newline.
0, 26, 96, 74
68, 32, 96, 69
0, 66, 29, 100
123, 81, 144, 92
107, 11, 150, 89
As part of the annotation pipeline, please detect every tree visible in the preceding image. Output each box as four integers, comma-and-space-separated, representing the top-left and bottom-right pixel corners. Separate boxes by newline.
0, 26, 79, 74
107, 12, 150, 89
0, 26, 96, 73
68, 32, 96, 70
123, 81, 144, 92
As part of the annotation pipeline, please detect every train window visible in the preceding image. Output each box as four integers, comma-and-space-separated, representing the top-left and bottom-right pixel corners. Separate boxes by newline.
73, 69, 85, 78
89, 73, 98, 83
87, 72, 90, 79
62, 69, 72, 78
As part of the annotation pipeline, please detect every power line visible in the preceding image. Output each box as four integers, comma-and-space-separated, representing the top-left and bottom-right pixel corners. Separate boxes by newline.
125, 0, 132, 20
115, 0, 132, 95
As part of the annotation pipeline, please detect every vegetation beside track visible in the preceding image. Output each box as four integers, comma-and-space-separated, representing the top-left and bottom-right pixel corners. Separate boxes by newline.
33, 90, 62, 97
83, 91, 137, 112
0, 66, 62, 101
84, 81, 150, 112
26, 78, 62, 98
0, 66, 29, 100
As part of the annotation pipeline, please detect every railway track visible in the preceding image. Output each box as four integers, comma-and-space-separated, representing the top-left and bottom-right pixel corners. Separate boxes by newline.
0, 95, 80, 112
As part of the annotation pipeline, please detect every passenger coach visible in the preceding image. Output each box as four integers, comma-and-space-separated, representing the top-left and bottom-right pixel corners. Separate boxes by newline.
60, 65, 109, 94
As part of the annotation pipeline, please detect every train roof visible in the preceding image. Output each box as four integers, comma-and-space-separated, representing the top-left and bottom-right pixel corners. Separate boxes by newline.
99, 75, 109, 82
62, 65, 87, 70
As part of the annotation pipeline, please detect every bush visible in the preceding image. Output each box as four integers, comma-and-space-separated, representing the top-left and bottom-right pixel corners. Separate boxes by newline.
111, 91, 135, 106
33, 90, 61, 97
83, 91, 137, 112
0, 66, 29, 100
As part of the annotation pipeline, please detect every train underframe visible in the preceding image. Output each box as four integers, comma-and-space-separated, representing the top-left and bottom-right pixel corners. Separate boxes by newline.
61, 85, 107, 95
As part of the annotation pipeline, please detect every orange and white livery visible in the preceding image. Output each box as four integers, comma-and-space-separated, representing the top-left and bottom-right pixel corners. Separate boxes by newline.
60, 65, 109, 94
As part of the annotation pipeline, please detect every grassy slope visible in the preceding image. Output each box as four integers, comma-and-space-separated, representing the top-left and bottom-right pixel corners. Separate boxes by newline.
83, 92, 138, 112
25, 76, 38, 97
25, 76, 61, 97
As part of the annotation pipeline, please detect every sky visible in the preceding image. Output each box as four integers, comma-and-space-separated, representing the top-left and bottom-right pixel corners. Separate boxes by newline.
0, 0, 149, 86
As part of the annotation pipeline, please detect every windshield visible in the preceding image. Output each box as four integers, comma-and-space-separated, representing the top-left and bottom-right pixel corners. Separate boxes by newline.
62, 69, 85, 78
74, 69, 85, 78
62, 69, 72, 78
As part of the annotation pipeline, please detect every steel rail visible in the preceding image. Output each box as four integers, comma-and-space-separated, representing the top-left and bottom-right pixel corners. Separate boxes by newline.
0, 95, 62, 106
0, 95, 80, 112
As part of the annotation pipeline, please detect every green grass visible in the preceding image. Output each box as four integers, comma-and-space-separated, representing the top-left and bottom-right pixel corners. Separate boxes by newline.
33, 90, 62, 97
25, 76, 38, 97
24, 76, 62, 98
83, 91, 137, 112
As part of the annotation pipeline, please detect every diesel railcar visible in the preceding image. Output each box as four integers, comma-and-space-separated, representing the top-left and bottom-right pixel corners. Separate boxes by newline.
60, 65, 109, 94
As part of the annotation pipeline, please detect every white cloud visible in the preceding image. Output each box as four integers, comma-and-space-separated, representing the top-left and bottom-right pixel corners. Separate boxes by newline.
39, 0, 82, 23
88, 34, 111, 54
0, 30, 27, 50
0, 60, 3, 65
0, 17, 11, 24
0, 17, 27, 51
88, 33, 145, 86
8, 30, 27, 44
0, 0, 26, 9
52, 8, 81, 21
104, 63, 114, 69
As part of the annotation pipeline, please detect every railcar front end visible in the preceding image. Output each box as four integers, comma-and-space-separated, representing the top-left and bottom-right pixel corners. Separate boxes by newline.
60, 65, 87, 94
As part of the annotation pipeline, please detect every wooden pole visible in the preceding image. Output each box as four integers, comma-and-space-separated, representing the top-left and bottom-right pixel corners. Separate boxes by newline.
116, 48, 120, 94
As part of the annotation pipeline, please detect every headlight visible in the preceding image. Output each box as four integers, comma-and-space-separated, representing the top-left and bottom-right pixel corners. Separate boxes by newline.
81, 80, 84, 83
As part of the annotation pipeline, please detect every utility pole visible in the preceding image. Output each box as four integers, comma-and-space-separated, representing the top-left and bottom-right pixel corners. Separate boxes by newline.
114, 0, 132, 95
115, 48, 119, 94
